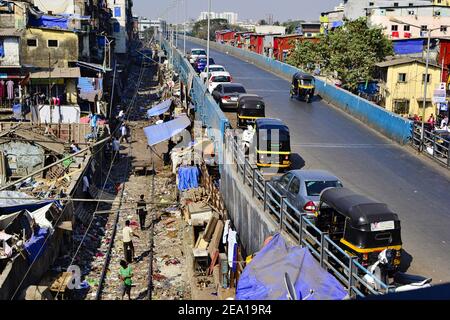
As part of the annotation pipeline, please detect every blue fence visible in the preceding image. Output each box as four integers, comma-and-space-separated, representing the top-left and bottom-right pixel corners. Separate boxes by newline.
161, 39, 230, 166
186, 37, 413, 145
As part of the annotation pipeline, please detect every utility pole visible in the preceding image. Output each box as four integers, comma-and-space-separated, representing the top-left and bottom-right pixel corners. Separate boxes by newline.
184, 0, 187, 55
206, 0, 211, 90
48, 52, 52, 124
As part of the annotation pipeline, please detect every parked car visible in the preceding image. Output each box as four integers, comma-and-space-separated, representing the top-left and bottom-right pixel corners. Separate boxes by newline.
211, 83, 246, 109
200, 65, 227, 82
270, 170, 343, 216
207, 71, 232, 93
188, 48, 207, 64
193, 57, 215, 73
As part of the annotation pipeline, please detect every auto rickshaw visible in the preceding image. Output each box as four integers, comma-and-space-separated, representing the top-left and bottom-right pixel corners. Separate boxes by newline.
252, 118, 291, 171
316, 187, 402, 280
237, 94, 266, 128
290, 72, 315, 103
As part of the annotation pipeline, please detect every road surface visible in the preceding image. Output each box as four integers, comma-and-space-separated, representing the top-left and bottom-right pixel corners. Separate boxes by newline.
185, 40, 450, 283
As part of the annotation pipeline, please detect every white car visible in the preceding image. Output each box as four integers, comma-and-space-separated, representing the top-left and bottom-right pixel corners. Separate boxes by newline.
200, 65, 226, 83
207, 71, 232, 93
188, 48, 207, 64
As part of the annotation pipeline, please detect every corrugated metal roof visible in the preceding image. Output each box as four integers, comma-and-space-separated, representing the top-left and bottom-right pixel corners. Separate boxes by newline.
4, 129, 66, 154
375, 57, 441, 69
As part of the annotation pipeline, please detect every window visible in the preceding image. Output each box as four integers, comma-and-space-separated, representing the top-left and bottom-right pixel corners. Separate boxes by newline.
397, 73, 407, 82
394, 2, 399, 7
27, 39, 37, 47
47, 39, 58, 47
408, 10, 415, 15
391, 25, 398, 31
441, 26, 448, 32
435, 11, 441, 16
114, 6, 121, 17
421, 25, 428, 32
280, 173, 293, 188
369, 2, 374, 6
288, 177, 300, 195
404, 25, 410, 31
393, 100, 410, 115
409, 2, 414, 6
305, 181, 343, 197
422, 73, 431, 83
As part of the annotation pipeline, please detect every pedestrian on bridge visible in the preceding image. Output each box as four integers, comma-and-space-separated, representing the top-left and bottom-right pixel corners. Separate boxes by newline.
136, 194, 147, 230
119, 259, 133, 300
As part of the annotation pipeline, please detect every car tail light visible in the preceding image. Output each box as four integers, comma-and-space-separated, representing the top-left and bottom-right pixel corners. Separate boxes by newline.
284, 155, 289, 160
303, 201, 317, 212
223, 96, 231, 100
230, 76, 233, 82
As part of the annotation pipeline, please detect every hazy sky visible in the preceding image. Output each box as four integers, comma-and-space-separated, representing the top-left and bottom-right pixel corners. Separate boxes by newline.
133, 0, 342, 22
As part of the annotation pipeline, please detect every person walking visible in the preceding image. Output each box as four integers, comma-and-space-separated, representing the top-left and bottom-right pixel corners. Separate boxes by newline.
82, 175, 90, 199
119, 260, 133, 300
112, 137, 121, 161
427, 114, 435, 128
136, 195, 147, 230
122, 220, 139, 263
119, 123, 130, 143
89, 112, 99, 136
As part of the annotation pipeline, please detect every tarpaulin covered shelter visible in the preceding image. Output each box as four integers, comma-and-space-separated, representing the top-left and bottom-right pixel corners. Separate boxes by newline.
143, 114, 191, 146
236, 233, 347, 300
147, 99, 172, 118
0, 191, 54, 215
28, 14, 69, 29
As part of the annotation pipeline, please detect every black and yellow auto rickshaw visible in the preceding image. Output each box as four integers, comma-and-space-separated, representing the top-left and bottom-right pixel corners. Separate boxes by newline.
253, 118, 291, 171
316, 188, 402, 277
237, 94, 266, 128
290, 72, 315, 103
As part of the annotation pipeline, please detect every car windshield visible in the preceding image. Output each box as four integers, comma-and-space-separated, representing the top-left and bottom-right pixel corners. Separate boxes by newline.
192, 50, 206, 55
305, 180, 343, 196
224, 85, 246, 93
212, 76, 231, 83
210, 67, 225, 72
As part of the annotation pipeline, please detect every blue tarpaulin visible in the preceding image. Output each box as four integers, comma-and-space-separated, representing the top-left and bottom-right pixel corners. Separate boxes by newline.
393, 39, 424, 55
331, 21, 344, 28
178, 166, 199, 191
357, 81, 379, 95
143, 114, 191, 146
29, 14, 69, 29
147, 99, 172, 118
236, 233, 348, 300
24, 227, 49, 264
0, 39, 4, 57
0, 191, 54, 215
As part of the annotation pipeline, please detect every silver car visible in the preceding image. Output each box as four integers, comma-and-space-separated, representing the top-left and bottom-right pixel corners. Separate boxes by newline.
270, 170, 343, 216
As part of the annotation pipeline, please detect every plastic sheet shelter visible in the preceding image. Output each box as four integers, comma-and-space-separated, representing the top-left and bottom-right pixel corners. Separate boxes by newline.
28, 15, 69, 29
0, 191, 54, 215
236, 233, 348, 300
143, 114, 191, 146
147, 99, 172, 118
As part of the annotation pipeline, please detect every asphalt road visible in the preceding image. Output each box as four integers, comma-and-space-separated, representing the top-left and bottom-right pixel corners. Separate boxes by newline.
184, 40, 450, 283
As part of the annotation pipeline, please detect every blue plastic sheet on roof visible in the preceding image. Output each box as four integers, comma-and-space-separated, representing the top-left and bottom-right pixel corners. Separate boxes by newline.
143, 114, 191, 146
28, 14, 69, 29
0, 191, 54, 215
0, 39, 4, 57
24, 227, 49, 264
236, 233, 348, 300
331, 21, 344, 28
357, 81, 379, 95
393, 39, 424, 55
147, 99, 172, 118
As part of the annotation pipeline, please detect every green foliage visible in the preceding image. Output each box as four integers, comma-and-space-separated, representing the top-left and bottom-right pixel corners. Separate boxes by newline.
287, 18, 393, 92
192, 19, 229, 40
282, 20, 304, 34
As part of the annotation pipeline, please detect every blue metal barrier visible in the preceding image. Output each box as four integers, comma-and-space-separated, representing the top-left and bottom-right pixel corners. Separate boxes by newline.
186, 37, 413, 145
161, 38, 230, 167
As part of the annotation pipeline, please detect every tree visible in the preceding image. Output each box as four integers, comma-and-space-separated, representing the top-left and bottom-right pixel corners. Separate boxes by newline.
192, 18, 229, 40
282, 20, 304, 34
258, 19, 268, 26
287, 18, 393, 92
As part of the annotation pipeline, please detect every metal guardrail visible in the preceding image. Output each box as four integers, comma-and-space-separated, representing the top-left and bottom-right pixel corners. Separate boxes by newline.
411, 123, 450, 169
226, 132, 390, 298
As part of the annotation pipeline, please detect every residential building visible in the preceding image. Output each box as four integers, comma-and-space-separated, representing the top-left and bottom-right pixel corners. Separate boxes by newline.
367, 5, 450, 39
108, 0, 133, 54
254, 25, 286, 35
342, 0, 435, 20
320, 8, 345, 34
298, 22, 321, 38
273, 35, 320, 62
198, 11, 238, 25
375, 56, 442, 117
138, 17, 166, 40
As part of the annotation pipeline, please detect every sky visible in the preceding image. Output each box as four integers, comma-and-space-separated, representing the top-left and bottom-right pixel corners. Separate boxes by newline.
133, 0, 342, 23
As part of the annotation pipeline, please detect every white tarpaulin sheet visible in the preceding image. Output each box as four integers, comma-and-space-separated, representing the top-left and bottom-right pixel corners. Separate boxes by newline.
29, 203, 54, 231
143, 115, 191, 146
39, 105, 81, 124
147, 99, 172, 118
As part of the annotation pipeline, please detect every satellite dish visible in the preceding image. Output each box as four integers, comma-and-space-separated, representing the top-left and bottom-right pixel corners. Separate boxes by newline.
284, 272, 298, 300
